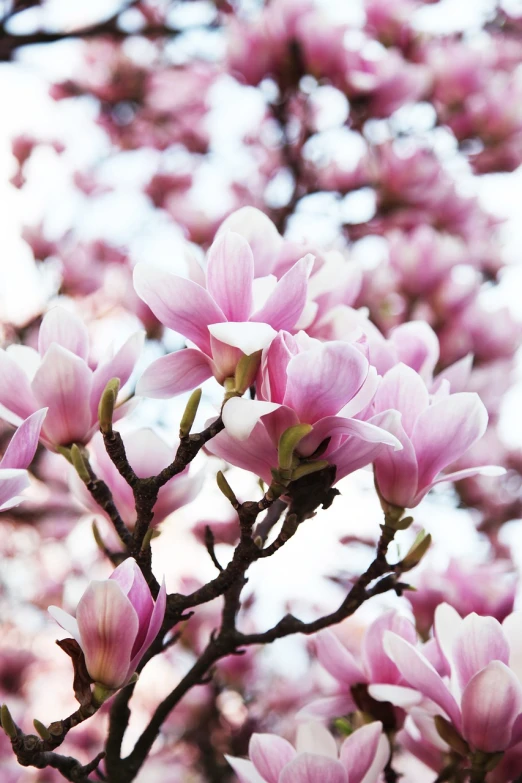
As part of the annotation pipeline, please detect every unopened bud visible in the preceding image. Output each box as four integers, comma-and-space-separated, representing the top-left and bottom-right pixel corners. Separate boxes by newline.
216, 471, 238, 507
179, 388, 202, 438
98, 378, 120, 434
234, 351, 262, 395
33, 718, 51, 740
140, 528, 155, 551
401, 530, 432, 571
291, 459, 329, 481
434, 715, 469, 757
0, 704, 17, 739
71, 444, 90, 483
92, 521, 106, 551
278, 424, 313, 471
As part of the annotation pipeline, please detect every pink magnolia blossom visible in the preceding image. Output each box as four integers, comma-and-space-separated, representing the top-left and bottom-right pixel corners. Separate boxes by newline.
0, 409, 47, 511
207, 331, 401, 486
379, 604, 522, 757
301, 612, 420, 722
70, 428, 204, 528
226, 720, 389, 783
0, 307, 143, 449
49, 558, 166, 691
134, 231, 313, 398
372, 363, 494, 509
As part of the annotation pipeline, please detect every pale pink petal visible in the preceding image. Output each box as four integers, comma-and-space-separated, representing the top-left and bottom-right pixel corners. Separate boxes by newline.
298, 413, 402, 460
217, 206, 283, 277
0, 409, 47, 469
432, 354, 473, 394
90, 331, 145, 417
133, 263, 225, 352
297, 695, 358, 721
206, 231, 254, 321
206, 423, 278, 486
0, 349, 39, 424
374, 363, 429, 437
367, 684, 423, 708
225, 755, 267, 783
38, 307, 89, 360
372, 412, 418, 508
340, 722, 387, 783
383, 632, 462, 729
136, 350, 212, 398
250, 254, 314, 332
0, 469, 30, 510
338, 366, 379, 419
249, 734, 296, 783
110, 561, 154, 656
360, 734, 390, 783
453, 613, 510, 691
260, 331, 299, 404
461, 661, 522, 752
362, 611, 417, 685
390, 321, 440, 381
222, 398, 281, 441
315, 630, 366, 685
129, 578, 166, 673
280, 754, 347, 783
31, 345, 93, 446
48, 605, 81, 645
295, 723, 338, 758
413, 393, 488, 489
208, 322, 277, 355
328, 434, 399, 484
284, 342, 369, 423
76, 580, 139, 688
431, 465, 505, 485
503, 612, 522, 685
433, 603, 463, 687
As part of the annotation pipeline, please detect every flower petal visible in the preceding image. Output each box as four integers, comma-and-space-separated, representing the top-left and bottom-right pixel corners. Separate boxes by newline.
452, 613, 510, 692
0, 469, 30, 510
206, 231, 254, 321
136, 350, 212, 398
461, 661, 522, 752
206, 423, 278, 486
38, 307, 89, 360
372, 412, 418, 508
208, 322, 277, 355
297, 695, 358, 721
225, 756, 267, 783
31, 344, 93, 446
362, 611, 417, 685
77, 580, 139, 689
250, 254, 314, 332
339, 722, 388, 783
280, 754, 347, 783
217, 206, 283, 277
0, 409, 47, 469
249, 734, 296, 783
0, 349, 39, 424
295, 723, 338, 759
90, 331, 145, 417
222, 398, 281, 441
48, 605, 81, 644
374, 363, 429, 437
367, 684, 423, 709
129, 578, 167, 673
315, 629, 366, 685
503, 611, 522, 686
133, 263, 225, 353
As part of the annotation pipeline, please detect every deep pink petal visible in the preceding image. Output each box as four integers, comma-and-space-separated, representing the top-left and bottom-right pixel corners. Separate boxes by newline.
136, 350, 212, 398
284, 342, 369, 423
279, 754, 347, 783
0, 349, 39, 424
133, 263, 225, 352
250, 255, 314, 332
259, 331, 298, 403
0, 469, 30, 510
413, 393, 488, 489
90, 331, 144, 418
372, 412, 419, 508
339, 722, 388, 783
315, 629, 366, 685
374, 363, 429, 437
383, 632, 462, 730
362, 611, 417, 685
77, 580, 138, 688
461, 661, 522, 752
31, 344, 93, 446
129, 578, 166, 673
38, 307, 89, 360
110, 560, 154, 656
453, 614, 510, 691
0, 409, 47, 469
249, 734, 296, 783
206, 231, 254, 321
206, 423, 278, 486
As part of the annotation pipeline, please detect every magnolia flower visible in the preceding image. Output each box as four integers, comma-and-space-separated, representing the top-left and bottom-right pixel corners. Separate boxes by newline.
0, 307, 143, 449
226, 721, 389, 783
49, 559, 166, 691
134, 230, 313, 398
207, 331, 401, 486
0, 409, 47, 510
301, 612, 420, 721
372, 363, 496, 508
70, 428, 204, 528
378, 604, 522, 758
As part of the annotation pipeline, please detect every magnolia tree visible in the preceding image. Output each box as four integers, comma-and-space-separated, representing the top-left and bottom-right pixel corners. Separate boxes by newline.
1, 0, 522, 782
